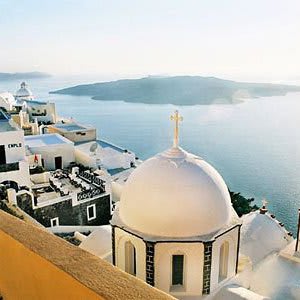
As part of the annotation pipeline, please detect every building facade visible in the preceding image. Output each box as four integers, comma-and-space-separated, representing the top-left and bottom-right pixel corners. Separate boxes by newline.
0, 110, 31, 189
16, 191, 111, 228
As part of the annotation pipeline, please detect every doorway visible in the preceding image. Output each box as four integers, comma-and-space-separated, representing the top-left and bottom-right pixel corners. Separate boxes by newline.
0, 145, 6, 165
54, 156, 62, 169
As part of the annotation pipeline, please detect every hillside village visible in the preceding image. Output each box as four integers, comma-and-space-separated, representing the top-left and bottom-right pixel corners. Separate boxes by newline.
0, 82, 300, 300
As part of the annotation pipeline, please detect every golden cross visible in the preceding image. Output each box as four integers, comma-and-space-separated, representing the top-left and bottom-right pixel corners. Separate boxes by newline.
170, 110, 183, 148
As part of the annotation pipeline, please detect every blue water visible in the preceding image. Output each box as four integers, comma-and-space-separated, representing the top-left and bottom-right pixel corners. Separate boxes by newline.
1, 76, 300, 234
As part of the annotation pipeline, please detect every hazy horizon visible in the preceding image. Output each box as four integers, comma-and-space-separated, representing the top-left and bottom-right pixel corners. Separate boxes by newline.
1, 0, 300, 83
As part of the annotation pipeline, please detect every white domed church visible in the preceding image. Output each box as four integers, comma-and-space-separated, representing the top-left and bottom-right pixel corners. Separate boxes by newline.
111, 111, 241, 298
15, 82, 34, 100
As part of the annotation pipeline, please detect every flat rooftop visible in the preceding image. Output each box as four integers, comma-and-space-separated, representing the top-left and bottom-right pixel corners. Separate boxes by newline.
25, 133, 73, 147
0, 110, 18, 132
97, 140, 126, 153
52, 122, 93, 132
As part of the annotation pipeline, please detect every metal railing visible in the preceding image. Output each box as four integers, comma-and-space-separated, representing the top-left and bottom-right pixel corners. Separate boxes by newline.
77, 188, 103, 201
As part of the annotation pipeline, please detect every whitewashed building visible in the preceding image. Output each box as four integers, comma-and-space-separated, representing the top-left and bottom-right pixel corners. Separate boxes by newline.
25, 133, 75, 170
47, 121, 96, 143
13, 82, 57, 124
0, 109, 31, 189
75, 140, 136, 171
0, 92, 16, 111
26, 100, 57, 124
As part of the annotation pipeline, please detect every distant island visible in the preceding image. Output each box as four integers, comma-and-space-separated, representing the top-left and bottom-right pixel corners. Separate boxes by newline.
50, 76, 300, 105
0, 72, 51, 81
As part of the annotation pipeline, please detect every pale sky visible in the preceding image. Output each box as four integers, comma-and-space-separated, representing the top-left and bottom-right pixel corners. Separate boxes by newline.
1, 0, 300, 81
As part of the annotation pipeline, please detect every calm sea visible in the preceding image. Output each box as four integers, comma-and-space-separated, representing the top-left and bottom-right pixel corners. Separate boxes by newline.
1, 76, 300, 234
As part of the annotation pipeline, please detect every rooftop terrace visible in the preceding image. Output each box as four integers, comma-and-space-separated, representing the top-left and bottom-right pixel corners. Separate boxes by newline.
53, 122, 93, 132
25, 133, 73, 147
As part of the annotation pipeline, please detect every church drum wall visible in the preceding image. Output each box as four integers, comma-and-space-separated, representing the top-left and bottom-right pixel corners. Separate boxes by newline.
154, 242, 204, 297
114, 227, 146, 281
210, 226, 240, 292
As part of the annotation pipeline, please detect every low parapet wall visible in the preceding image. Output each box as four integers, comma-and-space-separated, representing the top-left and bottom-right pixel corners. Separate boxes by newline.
0, 210, 174, 300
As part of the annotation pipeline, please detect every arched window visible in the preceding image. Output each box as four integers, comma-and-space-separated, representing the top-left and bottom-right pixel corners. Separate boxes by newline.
218, 241, 229, 283
125, 241, 136, 276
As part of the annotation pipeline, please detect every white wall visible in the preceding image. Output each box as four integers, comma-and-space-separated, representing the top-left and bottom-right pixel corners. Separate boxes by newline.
28, 102, 56, 123
0, 160, 31, 187
0, 127, 31, 187
111, 181, 123, 202
0, 92, 15, 111
210, 226, 240, 292
30, 171, 50, 184
0, 130, 26, 163
75, 144, 135, 171
155, 242, 204, 297
115, 227, 146, 281
74, 149, 97, 169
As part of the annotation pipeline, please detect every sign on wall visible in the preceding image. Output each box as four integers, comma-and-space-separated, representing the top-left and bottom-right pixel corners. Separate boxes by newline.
8, 143, 22, 148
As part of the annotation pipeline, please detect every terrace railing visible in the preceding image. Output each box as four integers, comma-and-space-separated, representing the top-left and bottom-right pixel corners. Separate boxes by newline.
78, 171, 94, 183
77, 188, 103, 201
78, 171, 105, 191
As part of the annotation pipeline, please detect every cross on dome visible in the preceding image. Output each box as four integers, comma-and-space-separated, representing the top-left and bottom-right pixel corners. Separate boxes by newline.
260, 198, 269, 214
170, 110, 183, 148
262, 199, 268, 208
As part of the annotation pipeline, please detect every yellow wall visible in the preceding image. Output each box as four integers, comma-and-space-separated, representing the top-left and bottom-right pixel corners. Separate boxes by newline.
0, 230, 103, 300
0, 210, 174, 300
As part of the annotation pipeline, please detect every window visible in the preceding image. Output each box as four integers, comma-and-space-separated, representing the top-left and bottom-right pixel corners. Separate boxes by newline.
50, 217, 59, 227
125, 241, 136, 276
218, 241, 229, 282
87, 204, 96, 221
172, 255, 184, 285
0, 145, 6, 165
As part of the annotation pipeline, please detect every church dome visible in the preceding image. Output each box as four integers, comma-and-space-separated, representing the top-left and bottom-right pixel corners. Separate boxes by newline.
119, 146, 233, 238
15, 82, 33, 98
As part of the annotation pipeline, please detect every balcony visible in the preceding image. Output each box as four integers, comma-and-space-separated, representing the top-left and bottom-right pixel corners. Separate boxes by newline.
0, 162, 19, 173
